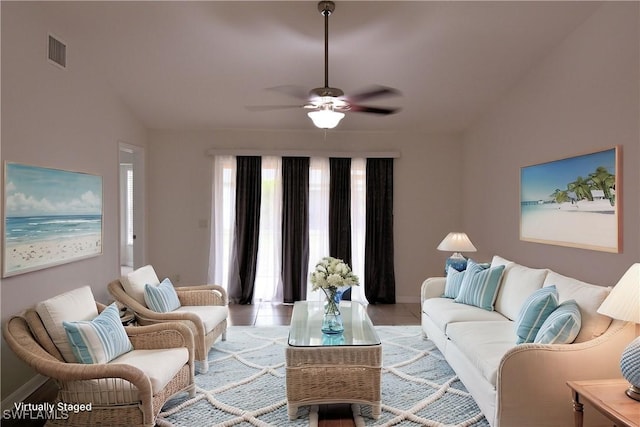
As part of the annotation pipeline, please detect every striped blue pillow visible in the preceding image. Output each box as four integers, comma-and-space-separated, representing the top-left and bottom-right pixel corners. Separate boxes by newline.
454, 260, 505, 311
144, 278, 181, 312
534, 300, 582, 344
515, 285, 558, 344
443, 267, 466, 298
63, 303, 133, 364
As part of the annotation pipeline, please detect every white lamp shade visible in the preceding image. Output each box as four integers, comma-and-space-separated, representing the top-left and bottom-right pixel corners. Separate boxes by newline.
437, 232, 477, 253
307, 110, 345, 129
597, 263, 640, 323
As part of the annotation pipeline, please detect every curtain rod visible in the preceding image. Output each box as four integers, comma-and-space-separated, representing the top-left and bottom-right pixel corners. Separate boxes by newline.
205, 149, 401, 158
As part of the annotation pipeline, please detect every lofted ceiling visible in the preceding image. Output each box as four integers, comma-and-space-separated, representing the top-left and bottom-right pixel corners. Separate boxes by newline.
33, 1, 600, 132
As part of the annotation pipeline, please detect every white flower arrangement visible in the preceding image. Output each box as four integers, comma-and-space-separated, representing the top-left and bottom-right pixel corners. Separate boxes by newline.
310, 256, 360, 292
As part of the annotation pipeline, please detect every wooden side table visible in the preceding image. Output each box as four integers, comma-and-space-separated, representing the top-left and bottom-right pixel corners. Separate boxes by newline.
567, 379, 640, 427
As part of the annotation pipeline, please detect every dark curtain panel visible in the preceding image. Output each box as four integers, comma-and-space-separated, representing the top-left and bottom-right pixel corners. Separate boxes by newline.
364, 158, 396, 304
228, 156, 262, 304
281, 157, 310, 303
329, 157, 353, 300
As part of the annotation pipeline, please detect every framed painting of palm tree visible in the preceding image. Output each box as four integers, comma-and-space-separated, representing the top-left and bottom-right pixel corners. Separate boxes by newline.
520, 146, 620, 253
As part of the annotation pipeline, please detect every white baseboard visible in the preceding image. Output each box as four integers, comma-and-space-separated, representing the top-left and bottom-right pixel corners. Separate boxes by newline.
1, 374, 49, 411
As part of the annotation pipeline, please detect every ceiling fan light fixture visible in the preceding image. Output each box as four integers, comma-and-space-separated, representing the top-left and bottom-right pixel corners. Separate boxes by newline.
307, 109, 345, 129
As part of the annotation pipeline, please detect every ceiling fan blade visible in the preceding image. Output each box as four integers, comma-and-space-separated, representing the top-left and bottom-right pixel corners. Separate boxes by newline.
347, 86, 401, 103
245, 104, 305, 112
350, 105, 400, 115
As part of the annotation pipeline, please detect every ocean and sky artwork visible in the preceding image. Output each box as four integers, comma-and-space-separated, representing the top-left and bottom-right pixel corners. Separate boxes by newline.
3, 163, 103, 277
520, 147, 619, 253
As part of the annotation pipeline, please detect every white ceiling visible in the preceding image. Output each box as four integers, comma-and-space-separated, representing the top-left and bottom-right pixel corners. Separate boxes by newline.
39, 1, 600, 132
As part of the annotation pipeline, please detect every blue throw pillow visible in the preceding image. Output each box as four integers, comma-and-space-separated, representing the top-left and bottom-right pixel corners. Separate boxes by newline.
455, 260, 505, 311
534, 300, 582, 344
63, 303, 133, 364
515, 285, 558, 344
144, 278, 181, 312
443, 267, 466, 299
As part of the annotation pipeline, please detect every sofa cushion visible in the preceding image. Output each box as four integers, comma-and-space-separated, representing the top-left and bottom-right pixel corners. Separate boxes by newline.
173, 305, 229, 334
446, 321, 517, 387
35, 286, 99, 363
422, 298, 506, 332
144, 278, 181, 312
493, 259, 548, 321
121, 265, 160, 306
455, 260, 505, 311
515, 285, 558, 343
63, 303, 134, 364
443, 267, 466, 299
534, 300, 582, 344
543, 271, 611, 342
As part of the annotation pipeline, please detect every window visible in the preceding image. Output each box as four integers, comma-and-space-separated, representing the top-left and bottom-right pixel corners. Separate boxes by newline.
210, 155, 367, 303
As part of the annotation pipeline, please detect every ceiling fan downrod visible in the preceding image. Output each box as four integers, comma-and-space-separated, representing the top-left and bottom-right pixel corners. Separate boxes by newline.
311, 1, 343, 99
319, 1, 334, 90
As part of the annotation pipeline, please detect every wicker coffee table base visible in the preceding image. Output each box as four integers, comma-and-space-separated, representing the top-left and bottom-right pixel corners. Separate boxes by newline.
285, 345, 382, 420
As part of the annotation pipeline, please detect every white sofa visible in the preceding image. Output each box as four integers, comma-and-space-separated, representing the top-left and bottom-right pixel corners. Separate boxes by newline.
420, 255, 635, 427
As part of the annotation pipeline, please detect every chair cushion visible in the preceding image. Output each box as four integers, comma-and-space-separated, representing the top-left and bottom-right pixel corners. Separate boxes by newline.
65, 347, 190, 404
144, 279, 181, 312
443, 267, 466, 299
121, 265, 160, 306
455, 260, 505, 311
35, 286, 99, 362
534, 300, 582, 344
63, 303, 133, 364
173, 305, 229, 334
515, 285, 558, 344
110, 347, 189, 394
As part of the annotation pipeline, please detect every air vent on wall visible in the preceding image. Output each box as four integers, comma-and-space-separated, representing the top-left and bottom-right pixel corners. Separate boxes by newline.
48, 34, 66, 69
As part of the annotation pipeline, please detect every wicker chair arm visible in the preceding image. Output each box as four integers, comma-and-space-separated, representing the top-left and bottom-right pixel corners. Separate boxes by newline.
126, 323, 194, 355
175, 289, 225, 306
175, 284, 228, 305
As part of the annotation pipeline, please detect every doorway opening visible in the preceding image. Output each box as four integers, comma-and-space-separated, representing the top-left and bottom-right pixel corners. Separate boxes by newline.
119, 143, 145, 275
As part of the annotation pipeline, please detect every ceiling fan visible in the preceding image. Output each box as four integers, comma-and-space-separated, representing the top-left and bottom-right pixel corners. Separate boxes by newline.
248, 1, 401, 129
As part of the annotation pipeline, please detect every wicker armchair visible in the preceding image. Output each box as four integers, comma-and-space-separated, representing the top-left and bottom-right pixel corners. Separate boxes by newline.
3, 302, 195, 427
108, 265, 228, 373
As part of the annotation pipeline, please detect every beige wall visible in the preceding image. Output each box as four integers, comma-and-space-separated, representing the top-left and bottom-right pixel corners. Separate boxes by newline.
462, 2, 640, 286
146, 129, 463, 302
1, 3, 147, 399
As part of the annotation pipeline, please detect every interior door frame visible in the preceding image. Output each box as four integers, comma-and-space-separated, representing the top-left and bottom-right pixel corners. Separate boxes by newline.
118, 142, 146, 269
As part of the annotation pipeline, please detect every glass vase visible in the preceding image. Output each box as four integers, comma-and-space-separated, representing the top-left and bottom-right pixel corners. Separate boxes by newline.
321, 287, 344, 334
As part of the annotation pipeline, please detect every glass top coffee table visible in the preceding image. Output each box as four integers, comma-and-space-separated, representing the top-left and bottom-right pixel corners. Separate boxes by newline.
285, 301, 382, 420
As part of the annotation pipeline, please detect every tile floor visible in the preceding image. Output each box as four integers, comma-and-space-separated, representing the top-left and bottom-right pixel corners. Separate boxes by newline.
228, 301, 422, 327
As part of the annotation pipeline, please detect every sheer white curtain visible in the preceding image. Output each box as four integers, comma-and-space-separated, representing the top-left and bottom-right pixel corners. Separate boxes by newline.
208, 156, 236, 292
350, 158, 368, 304
307, 157, 330, 302
253, 157, 282, 303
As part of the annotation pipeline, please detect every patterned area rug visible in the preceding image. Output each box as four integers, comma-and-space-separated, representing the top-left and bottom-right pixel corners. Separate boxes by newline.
157, 325, 489, 427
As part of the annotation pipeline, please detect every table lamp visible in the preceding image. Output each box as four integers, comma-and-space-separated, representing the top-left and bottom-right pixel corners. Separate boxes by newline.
597, 263, 640, 401
436, 232, 477, 275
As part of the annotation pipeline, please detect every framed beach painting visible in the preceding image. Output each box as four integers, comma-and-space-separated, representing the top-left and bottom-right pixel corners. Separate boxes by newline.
3, 163, 103, 277
520, 146, 620, 253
